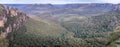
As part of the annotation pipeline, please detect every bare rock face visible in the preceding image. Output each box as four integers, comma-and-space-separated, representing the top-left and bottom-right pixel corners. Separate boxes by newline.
0, 20, 4, 27
113, 4, 120, 11
0, 5, 28, 38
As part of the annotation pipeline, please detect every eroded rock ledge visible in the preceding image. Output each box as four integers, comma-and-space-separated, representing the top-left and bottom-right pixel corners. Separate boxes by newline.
0, 5, 28, 38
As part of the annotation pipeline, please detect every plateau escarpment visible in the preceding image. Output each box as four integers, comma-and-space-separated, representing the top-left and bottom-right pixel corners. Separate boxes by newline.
0, 5, 28, 38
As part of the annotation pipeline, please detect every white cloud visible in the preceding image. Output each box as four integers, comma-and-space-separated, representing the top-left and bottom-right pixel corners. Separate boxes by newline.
100, 0, 120, 4
0, 0, 76, 4
0, 0, 120, 4
0, 0, 90, 4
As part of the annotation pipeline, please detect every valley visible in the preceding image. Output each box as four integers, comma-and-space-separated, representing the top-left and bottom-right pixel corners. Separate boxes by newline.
0, 3, 120, 47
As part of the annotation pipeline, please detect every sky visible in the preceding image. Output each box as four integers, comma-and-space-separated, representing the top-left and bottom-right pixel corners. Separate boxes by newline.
0, 0, 120, 4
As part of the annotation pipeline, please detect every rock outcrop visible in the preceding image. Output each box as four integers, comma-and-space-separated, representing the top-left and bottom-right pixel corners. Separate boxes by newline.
113, 4, 120, 11
0, 5, 28, 38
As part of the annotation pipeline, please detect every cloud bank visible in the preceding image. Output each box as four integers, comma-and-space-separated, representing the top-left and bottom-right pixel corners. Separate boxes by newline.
0, 0, 120, 4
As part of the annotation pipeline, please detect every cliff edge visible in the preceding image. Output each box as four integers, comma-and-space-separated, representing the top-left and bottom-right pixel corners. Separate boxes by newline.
0, 5, 28, 38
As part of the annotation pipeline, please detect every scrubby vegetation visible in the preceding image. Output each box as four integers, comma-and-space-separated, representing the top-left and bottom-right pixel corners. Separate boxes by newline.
5, 10, 120, 47
0, 36, 9, 47
1, 4, 120, 47
61, 12, 119, 39
6, 17, 115, 47
0, 4, 3, 10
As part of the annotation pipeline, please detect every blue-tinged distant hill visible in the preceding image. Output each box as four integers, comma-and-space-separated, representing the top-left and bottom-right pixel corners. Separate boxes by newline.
20, 3, 115, 22
3, 4, 29, 12
3, 3, 115, 15
3, 3, 116, 22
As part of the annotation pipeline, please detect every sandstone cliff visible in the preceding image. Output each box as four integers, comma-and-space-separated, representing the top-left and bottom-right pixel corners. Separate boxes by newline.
0, 5, 28, 38
113, 4, 120, 11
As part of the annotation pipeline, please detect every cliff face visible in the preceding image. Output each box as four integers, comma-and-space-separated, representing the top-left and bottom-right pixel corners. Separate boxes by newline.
0, 5, 28, 38
113, 4, 120, 11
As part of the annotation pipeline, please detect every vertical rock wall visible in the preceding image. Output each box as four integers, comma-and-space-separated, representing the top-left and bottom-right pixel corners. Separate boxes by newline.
0, 6, 28, 38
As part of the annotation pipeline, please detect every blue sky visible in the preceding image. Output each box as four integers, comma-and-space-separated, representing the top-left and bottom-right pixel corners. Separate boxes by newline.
0, 0, 120, 4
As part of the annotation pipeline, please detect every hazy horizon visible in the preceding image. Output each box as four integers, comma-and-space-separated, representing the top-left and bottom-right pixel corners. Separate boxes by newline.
0, 0, 120, 4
